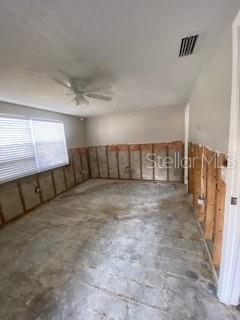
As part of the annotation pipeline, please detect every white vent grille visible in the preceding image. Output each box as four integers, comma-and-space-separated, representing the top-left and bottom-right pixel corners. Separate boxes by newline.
179, 35, 199, 57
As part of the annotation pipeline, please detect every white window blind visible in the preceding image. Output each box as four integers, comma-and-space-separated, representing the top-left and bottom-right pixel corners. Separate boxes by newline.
31, 120, 69, 172
0, 116, 69, 184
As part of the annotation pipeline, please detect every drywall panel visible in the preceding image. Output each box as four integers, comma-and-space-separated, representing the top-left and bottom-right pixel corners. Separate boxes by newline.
37, 171, 55, 202
20, 175, 41, 211
72, 149, 84, 184
141, 144, 154, 180
129, 144, 141, 180
89, 147, 99, 178
107, 145, 119, 179
86, 105, 184, 146
154, 143, 168, 181
168, 142, 184, 182
117, 145, 130, 179
52, 167, 66, 195
0, 181, 24, 222
189, 25, 233, 153
0, 102, 86, 148
97, 146, 108, 178
79, 148, 89, 181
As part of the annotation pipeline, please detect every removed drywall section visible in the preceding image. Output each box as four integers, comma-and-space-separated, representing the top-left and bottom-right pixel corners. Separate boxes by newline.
88, 141, 184, 182
117, 145, 131, 179
0, 101, 86, 148
141, 144, 154, 180
0, 148, 90, 225
0, 181, 24, 222
189, 143, 226, 269
189, 24, 233, 154
107, 145, 119, 179
20, 175, 41, 211
52, 167, 67, 195
86, 105, 184, 146
37, 172, 55, 202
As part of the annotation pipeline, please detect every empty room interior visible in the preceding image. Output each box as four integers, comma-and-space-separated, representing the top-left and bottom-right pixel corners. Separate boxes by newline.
1, 1, 240, 319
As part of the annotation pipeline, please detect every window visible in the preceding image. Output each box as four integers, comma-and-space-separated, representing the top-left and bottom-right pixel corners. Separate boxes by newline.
0, 116, 69, 184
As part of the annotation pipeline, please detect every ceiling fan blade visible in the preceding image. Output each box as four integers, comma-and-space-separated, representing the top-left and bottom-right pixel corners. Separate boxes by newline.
52, 78, 72, 90
85, 93, 112, 101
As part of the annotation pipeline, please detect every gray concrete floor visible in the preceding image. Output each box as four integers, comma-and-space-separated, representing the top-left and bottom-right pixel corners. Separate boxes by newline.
0, 179, 239, 320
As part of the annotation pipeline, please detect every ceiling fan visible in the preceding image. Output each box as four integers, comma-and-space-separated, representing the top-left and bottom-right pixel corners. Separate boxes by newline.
56, 78, 113, 107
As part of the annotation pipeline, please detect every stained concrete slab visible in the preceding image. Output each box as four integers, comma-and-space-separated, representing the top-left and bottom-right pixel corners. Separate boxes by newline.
20, 175, 41, 211
37, 171, 55, 202
0, 179, 239, 320
0, 181, 24, 222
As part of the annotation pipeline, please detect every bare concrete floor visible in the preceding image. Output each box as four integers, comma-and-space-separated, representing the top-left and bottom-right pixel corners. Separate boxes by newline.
0, 179, 239, 320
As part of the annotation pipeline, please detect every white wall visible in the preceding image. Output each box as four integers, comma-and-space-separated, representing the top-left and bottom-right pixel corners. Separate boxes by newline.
86, 105, 184, 146
0, 101, 86, 147
189, 24, 233, 153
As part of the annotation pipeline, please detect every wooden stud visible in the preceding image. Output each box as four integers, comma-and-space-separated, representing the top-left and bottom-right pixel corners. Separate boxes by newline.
51, 170, 57, 196
140, 144, 143, 180
36, 174, 43, 204
197, 147, 207, 223
152, 144, 155, 181
71, 149, 77, 186
213, 154, 226, 268
116, 145, 120, 179
0, 203, 5, 225
205, 149, 217, 240
106, 145, 110, 178
96, 147, 100, 178
166, 144, 169, 182
128, 144, 132, 179
17, 180, 27, 213
188, 143, 194, 193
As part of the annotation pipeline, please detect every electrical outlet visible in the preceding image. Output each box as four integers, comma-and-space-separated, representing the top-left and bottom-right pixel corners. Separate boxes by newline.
197, 197, 205, 206
35, 186, 41, 193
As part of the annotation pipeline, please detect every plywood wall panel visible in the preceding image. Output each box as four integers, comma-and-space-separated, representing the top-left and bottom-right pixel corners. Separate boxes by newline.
72, 149, 84, 184
154, 143, 168, 181
117, 145, 130, 179
0, 181, 24, 222
64, 165, 75, 189
141, 144, 154, 180
38, 172, 55, 202
107, 145, 119, 179
52, 167, 66, 195
168, 142, 184, 182
97, 146, 108, 178
129, 145, 141, 180
79, 148, 89, 181
188, 143, 194, 193
89, 147, 99, 178
20, 175, 41, 211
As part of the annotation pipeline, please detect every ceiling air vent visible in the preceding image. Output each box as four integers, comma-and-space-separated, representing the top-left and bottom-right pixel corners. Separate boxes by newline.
179, 35, 199, 57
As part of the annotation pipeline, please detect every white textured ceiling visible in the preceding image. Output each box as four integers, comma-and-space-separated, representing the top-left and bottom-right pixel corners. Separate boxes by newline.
0, 0, 239, 117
